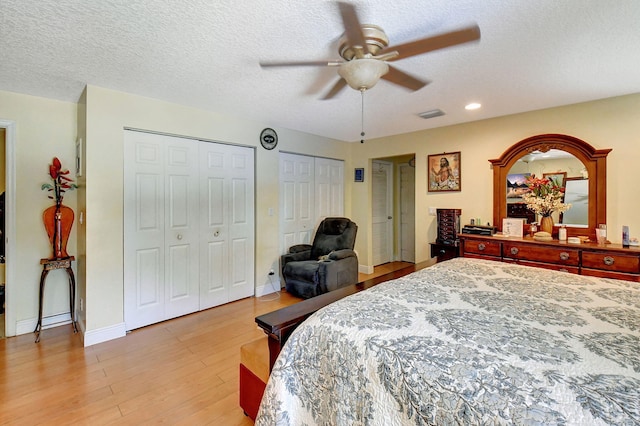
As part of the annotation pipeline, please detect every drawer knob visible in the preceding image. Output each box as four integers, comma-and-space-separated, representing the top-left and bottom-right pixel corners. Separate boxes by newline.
560, 252, 570, 261
439, 249, 446, 255
510, 247, 519, 255
478, 243, 486, 251
603, 256, 615, 266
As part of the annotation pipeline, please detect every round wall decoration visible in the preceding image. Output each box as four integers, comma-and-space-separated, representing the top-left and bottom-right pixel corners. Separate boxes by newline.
260, 128, 278, 150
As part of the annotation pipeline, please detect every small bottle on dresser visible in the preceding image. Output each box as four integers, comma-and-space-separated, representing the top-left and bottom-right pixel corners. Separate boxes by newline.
558, 225, 567, 241
529, 222, 537, 237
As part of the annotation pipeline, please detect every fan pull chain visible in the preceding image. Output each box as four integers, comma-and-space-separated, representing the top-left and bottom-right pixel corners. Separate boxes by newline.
360, 89, 365, 143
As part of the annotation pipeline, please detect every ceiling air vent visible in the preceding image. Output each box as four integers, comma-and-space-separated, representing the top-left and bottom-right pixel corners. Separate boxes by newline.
418, 109, 445, 119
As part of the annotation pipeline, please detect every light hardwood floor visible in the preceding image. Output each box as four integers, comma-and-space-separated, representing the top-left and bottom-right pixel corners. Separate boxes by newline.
0, 262, 415, 424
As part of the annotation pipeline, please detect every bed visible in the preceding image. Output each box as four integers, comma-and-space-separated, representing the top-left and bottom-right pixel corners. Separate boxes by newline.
255, 257, 640, 425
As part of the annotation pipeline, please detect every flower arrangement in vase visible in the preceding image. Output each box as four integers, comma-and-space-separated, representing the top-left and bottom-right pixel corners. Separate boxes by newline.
41, 157, 77, 259
521, 175, 571, 234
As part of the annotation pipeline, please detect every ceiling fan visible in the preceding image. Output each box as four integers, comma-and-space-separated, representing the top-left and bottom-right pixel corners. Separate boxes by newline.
259, 1, 481, 100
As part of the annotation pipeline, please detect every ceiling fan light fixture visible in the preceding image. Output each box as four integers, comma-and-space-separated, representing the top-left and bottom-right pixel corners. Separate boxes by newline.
338, 59, 389, 91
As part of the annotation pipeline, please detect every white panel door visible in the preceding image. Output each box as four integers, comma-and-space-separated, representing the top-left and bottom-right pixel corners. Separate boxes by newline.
372, 161, 393, 265
164, 139, 200, 318
280, 153, 315, 252
399, 163, 416, 263
124, 132, 199, 330
124, 136, 165, 330
199, 142, 255, 309
315, 157, 344, 218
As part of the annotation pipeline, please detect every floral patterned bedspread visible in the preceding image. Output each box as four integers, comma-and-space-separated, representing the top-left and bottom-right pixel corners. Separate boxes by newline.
255, 257, 640, 425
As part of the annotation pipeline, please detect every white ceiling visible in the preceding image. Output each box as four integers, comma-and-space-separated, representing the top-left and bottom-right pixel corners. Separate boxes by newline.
2, 0, 639, 142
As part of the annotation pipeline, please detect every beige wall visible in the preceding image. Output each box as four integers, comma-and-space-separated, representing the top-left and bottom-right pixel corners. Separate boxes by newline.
82, 85, 352, 338
0, 90, 78, 337
2, 86, 639, 343
351, 93, 640, 266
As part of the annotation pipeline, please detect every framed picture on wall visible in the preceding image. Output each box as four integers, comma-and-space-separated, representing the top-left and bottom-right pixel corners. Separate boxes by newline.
428, 151, 461, 192
543, 172, 567, 188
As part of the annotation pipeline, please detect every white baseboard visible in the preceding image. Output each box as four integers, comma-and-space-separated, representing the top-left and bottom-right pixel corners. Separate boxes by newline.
16, 313, 125, 347
255, 277, 282, 297
359, 264, 374, 274
82, 322, 126, 347
16, 312, 72, 336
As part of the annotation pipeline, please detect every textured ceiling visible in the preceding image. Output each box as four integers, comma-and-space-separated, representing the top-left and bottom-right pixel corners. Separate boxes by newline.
1, 0, 640, 142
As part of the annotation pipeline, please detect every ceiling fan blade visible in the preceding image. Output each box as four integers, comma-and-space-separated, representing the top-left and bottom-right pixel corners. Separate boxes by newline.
321, 78, 348, 100
338, 2, 369, 58
260, 60, 342, 68
382, 65, 430, 91
380, 24, 480, 61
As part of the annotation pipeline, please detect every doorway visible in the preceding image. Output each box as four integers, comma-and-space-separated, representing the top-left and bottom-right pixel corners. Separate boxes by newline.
371, 155, 416, 266
0, 127, 4, 338
0, 119, 14, 338
372, 160, 393, 265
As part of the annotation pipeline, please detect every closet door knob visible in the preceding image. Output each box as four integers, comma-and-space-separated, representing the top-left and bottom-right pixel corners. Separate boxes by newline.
214, 230, 220, 237
177, 234, 183, 240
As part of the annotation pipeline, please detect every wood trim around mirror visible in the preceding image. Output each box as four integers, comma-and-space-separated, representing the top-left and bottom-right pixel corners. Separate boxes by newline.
490, 134, 611, 238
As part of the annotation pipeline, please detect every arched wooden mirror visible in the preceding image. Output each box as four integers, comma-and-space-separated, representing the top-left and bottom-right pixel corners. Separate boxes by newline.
490, 134, 611, 238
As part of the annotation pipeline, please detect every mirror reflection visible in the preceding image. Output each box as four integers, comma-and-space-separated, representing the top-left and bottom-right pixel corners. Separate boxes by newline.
506, 149, 589, 227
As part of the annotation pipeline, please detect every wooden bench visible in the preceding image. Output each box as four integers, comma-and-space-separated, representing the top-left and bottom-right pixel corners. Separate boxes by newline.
255, 262, 427, 371
239, 336, 270, 420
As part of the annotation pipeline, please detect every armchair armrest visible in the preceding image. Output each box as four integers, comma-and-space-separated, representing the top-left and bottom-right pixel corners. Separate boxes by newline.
328, 249, 357, 261
289, 244, 312, 254
317, 251, 359, 292
281, 248, 312, 274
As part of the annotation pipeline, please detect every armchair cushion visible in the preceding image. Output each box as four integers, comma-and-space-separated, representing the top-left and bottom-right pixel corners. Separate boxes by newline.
310, 218, 358, 260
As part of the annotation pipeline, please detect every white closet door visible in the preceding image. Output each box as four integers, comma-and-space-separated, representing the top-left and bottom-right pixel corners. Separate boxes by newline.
399, 163, 416, 263
164, 138, 200, 318
280, 153, 315, 252
372, 160, 393, 265
199, 142, 255, 309
315, 157, 344, 218
124, 134, 165, 329
124, 132, 199, 330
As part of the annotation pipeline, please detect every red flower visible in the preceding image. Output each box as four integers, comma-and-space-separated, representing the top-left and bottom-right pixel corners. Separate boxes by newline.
42, 157, 77, 205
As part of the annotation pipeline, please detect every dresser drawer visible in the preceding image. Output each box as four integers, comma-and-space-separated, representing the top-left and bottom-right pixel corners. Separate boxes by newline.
582, 251, 640, 274
505, 259, 580, 274
462, 238, 501, 257
503, 242, 580, 266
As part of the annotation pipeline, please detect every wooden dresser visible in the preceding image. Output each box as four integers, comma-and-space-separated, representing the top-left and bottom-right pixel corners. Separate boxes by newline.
460, 234, 640, 282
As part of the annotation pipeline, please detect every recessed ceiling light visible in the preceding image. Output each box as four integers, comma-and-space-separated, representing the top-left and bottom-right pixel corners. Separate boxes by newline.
465, 102, 481, 110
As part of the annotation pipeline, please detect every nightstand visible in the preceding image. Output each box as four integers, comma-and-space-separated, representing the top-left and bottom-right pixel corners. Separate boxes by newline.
430, 242, 459, 262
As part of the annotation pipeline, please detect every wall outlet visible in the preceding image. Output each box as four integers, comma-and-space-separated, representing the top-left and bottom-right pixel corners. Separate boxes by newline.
269, 269, 275, 275
428, 207, 437, 216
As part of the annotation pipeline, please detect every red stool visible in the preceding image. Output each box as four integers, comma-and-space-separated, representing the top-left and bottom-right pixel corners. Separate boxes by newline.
239, 337, 270, 420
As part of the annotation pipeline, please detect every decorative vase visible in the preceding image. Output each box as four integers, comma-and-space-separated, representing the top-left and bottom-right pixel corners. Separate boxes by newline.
43, 203, 74, 259
540, 215, 554, 235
